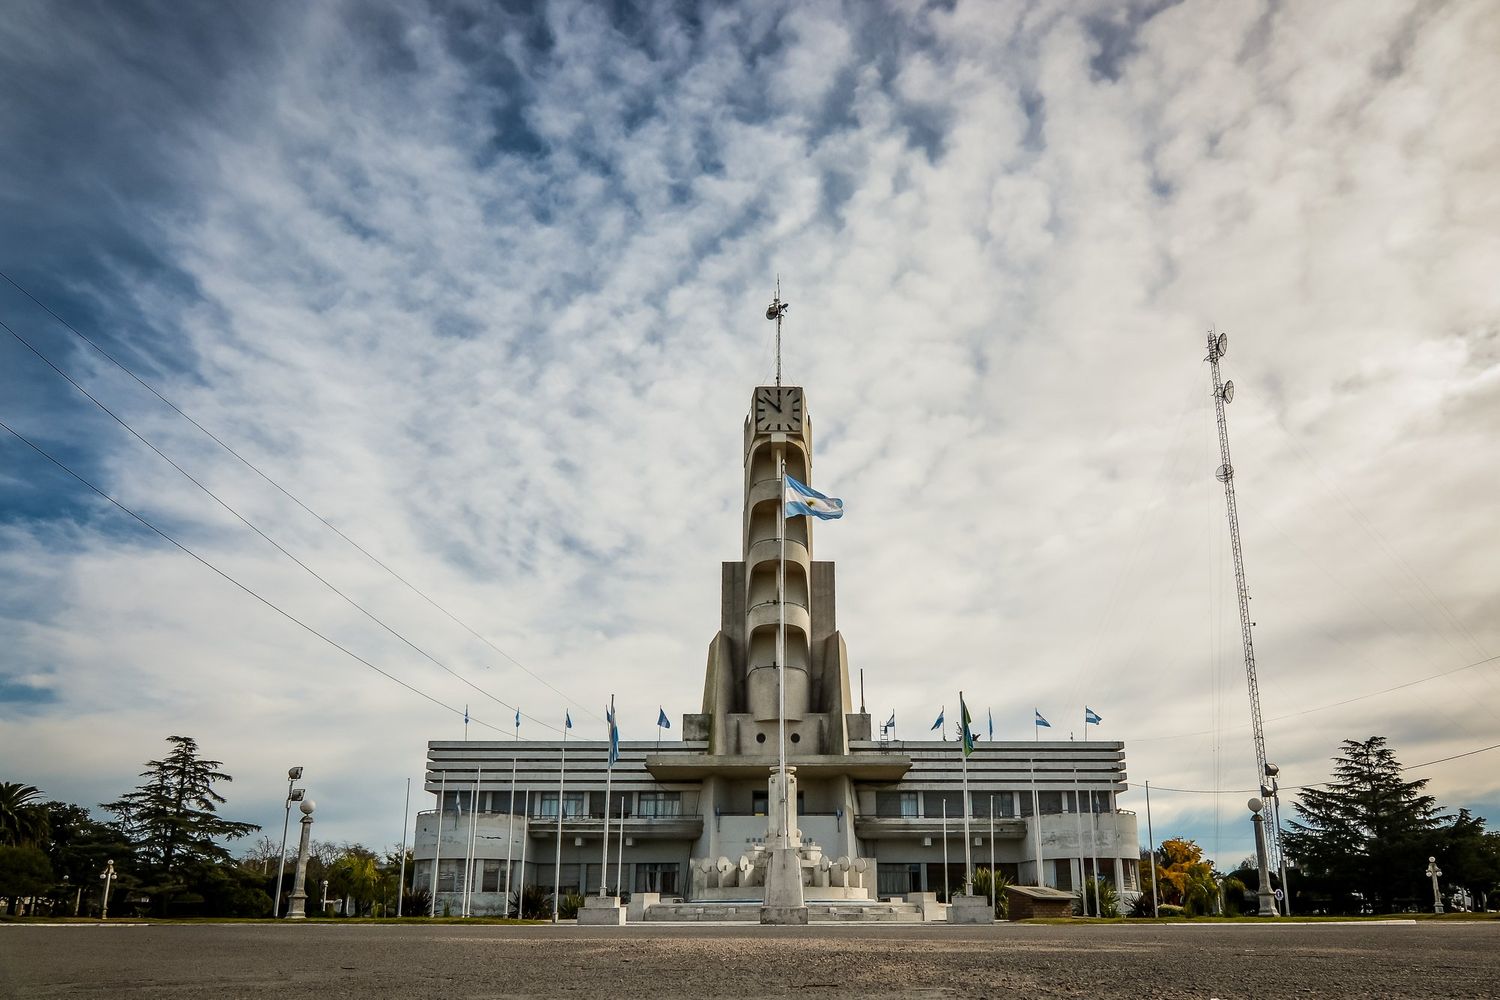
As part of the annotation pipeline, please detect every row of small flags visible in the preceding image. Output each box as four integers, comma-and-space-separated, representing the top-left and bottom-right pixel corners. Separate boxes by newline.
886, 705, 1104, 740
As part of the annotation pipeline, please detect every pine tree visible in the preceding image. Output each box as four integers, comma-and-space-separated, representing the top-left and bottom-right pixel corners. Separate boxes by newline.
102, 736, 259, 905
1283, 736, 1444, 914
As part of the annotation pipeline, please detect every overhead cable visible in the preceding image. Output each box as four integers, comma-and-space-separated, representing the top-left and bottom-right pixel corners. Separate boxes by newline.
2, 317, 561, 734
0, 417, 510, 736
0, 270, 600, 722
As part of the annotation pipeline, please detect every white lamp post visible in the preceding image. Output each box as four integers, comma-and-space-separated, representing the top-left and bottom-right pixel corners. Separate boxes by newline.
274, 766, 305, 917
288, 798, 316, 919
100, 859, 116, 920
1426, 857, 1444, 914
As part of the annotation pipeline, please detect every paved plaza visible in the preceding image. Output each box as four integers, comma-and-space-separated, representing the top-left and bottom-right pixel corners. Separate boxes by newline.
3, 920, 1497, 999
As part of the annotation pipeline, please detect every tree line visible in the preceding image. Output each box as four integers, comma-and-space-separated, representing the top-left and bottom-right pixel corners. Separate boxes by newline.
1, 735, 416, 918
1134, 737, 1499, 916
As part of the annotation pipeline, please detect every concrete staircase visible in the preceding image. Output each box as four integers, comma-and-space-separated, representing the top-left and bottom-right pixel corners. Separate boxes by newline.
642, 898, 933, 923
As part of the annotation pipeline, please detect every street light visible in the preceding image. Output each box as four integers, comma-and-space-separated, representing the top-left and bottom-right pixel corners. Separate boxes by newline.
321, 879, 329, 916
1426, 857, 1444, 914
1248, 798, 1276, 917
274, 766, 305, 918
1263, 762, 1291, 916
100, 859, 116, 920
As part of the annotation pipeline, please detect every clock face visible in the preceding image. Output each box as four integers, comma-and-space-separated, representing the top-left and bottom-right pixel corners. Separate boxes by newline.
753, 386, 803, 434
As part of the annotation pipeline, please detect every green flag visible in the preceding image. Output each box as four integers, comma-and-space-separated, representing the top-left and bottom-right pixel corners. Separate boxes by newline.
960, 695, 974, 758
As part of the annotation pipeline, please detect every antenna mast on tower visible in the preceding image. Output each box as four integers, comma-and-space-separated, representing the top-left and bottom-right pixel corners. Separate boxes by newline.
766, 278, 789, 387
1205, 329, 1281, 902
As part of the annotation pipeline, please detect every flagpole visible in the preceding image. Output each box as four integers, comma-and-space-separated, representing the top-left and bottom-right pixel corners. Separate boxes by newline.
988, 794, 996, 911
1072, 760, 1088, 915
960, 691, 973, 896
1145, 779, 1160, 918
599, 695, 614, 897
518, 789, 530, 916
464, 766, 481, 917
505, 718, 518, 916
396, 777, 410, 917
553, 722, 567, 921
1089, 782, 1102, 918
430, 768, 446, 916
941, 798, 950, 903
615, 794, 626, 897
777, 452, 788, 843
1029, 752, 1043, 887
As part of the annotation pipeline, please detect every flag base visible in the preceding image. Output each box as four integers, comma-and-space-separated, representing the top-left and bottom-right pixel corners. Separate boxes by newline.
759, 846, 807, 925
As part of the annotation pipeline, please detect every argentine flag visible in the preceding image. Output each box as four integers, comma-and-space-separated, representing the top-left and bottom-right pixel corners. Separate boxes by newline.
1085, 707, 1102, 726
785, 475, 844, 520
1034, 709, 1051, 729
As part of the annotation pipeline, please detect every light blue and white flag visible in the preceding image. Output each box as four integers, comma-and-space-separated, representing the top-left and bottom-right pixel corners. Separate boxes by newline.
988, 707, 994, 741
657, 707, 671, 729
606, 700, 620, 765
565, 710, 573, 729
514, 707, 521, 730
1085, 707, 1102, 726
884, 711, 896, 729
931, 707, 945, 731
784, 475, 844, 520
1034, 709, 1051, 729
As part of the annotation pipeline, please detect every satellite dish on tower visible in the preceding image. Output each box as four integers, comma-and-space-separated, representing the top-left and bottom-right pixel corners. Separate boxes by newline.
1216, 332, 1228, 358
1222, 380, 1235, 403
1216, 463, 1234, 483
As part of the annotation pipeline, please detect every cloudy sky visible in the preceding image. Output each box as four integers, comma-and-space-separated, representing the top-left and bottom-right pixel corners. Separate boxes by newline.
2, 0, 1496, 868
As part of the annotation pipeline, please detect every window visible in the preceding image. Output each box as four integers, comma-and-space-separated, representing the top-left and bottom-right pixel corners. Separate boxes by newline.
925, 791, 961, 819
637, 791, 681, 818
635, 863, 679, 893
535, 792, 586, 819
1038, 791, 1063, 815
482, 859, 502, 892
1054, 860, 1073, 890
876, 791, 916, 817
877, 863, 922, 896
752, 790, 768, 816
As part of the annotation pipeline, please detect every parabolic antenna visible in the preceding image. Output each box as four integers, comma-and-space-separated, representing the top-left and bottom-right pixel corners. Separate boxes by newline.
1216, 463, 1234, 483
1216, 332, 1228, 358
1222, 380, 1235, 403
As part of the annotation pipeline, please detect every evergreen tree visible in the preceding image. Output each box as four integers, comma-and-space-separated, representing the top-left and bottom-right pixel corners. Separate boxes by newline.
101, 736, 259, 908
1283, 736, 1445, 914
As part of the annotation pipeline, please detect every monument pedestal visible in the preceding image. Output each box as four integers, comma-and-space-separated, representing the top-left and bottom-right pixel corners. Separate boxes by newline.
577, 895, 626, 925
760, 845, 808, 925
946, 893, 995, 924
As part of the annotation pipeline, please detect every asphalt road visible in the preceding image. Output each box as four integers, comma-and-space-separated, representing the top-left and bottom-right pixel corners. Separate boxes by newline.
2, 920, 1496, 999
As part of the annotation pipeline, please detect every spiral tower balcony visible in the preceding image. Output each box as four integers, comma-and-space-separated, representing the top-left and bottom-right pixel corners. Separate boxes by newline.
743, 428, 813, 723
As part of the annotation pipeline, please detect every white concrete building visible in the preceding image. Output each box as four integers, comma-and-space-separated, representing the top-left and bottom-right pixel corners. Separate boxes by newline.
412, 384, 1140, 916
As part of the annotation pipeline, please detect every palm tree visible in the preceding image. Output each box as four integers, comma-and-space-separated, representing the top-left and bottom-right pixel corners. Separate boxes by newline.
0, 782, 49, 847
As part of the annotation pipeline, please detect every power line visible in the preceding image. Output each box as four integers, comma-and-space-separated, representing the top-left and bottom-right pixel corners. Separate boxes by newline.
1128, 741, 1500, 795
0, 417, 511, 736
1126, 653, 1500, 745
2, 316, 562, 734
0, 270, 600, 723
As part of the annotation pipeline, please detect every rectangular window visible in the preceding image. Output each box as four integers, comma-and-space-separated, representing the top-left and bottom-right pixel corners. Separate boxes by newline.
926, 791, 961, 819
637, 791, 682, 818
1054, 860, 1074, 891
998, 793, 1016, 818
482, 859, 502, 892
634, 863, 679, 893
877, 863, 921, 896
1038, 791, 1063, 815
899, 792, 919, 818
752, 790, 768, 816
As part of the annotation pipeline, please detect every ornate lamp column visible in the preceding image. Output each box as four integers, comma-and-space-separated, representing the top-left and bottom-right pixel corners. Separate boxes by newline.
287, 799, 316, 919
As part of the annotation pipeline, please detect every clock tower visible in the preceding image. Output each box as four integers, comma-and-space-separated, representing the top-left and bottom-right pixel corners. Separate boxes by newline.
688, 383, 867, 758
